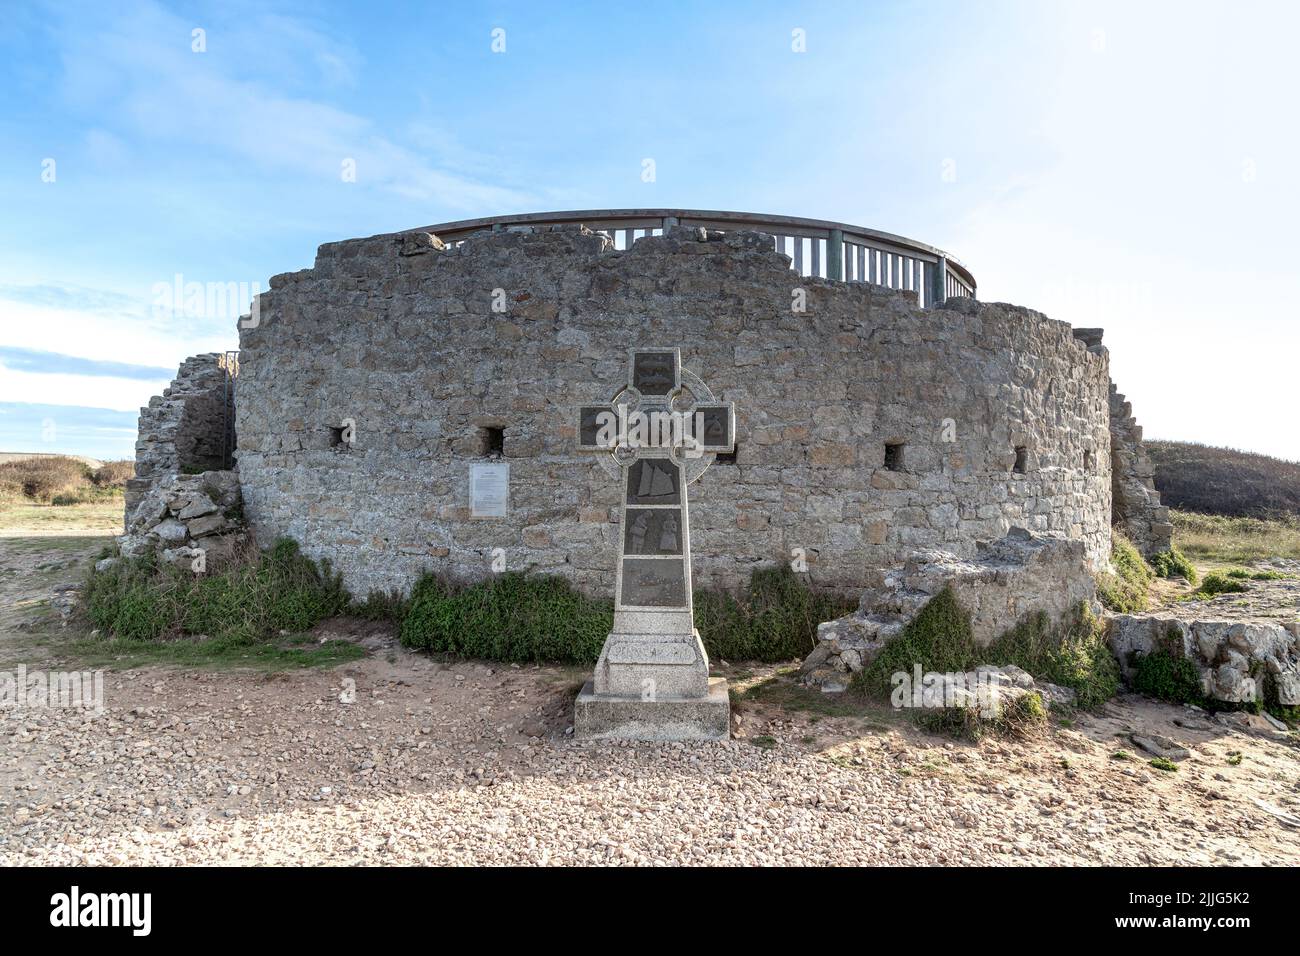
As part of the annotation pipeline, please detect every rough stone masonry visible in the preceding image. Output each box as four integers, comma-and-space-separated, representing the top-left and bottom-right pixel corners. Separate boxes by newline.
217, 224, 1115, 602
124, 220, 1286, 712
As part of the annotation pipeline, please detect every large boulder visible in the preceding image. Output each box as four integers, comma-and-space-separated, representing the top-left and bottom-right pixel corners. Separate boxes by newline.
1108, 612, 1300, 705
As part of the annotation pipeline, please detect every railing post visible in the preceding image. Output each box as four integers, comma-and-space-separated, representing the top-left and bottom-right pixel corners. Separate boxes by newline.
827, 228, 844, 281
930, 255, 948, 308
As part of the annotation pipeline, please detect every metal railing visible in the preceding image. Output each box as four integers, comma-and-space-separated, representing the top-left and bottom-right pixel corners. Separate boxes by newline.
416, 208, 975, 308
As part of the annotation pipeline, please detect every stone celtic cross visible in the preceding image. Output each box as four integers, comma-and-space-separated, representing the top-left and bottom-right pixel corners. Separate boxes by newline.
573, 347, 735, 740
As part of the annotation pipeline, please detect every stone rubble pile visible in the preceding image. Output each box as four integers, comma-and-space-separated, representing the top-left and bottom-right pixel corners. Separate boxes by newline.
107, 470, 247, 572
802, 528, 1095, 691
126, 353, 235, 522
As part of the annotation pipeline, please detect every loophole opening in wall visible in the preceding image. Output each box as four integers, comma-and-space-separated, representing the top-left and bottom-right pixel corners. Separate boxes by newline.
479, 426, 505, 458
328, 426, 346, 448
1084, 449, 1094, 472
884, 442, 905, 471
1014, 446, 1028, 474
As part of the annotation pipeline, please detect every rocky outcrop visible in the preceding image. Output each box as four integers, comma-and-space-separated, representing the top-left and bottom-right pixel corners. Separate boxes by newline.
1108, 381, 1172, 557
110, 470, 247, 573
802, 528, 1096, 690
1109, 605, 1300, 706
126, 353, 236, 525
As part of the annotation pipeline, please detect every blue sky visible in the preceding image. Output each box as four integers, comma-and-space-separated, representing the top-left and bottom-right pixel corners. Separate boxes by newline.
1, 0, 1297, 460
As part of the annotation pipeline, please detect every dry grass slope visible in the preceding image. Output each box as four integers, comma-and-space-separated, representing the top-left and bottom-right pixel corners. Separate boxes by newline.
1148, 440, 1300, 519
0, 455, 132, 506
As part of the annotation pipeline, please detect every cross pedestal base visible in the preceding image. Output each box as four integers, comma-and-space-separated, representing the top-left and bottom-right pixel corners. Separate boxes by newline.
593, 629, 710, 698
574, 677, 730, 742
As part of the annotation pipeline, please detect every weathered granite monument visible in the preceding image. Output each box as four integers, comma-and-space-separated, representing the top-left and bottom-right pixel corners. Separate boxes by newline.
572, 348, 734, 739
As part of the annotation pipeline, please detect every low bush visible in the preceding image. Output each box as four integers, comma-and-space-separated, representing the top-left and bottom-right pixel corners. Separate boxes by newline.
1150, 545, 1198, 586
1224, 567, 1287, 581
1130, 630, 1204, 705
855, 589, 1119, 739
979, 603, 1119, 710
93, 460, 135, 487
860, 587, 977, 692
1096, 532, 1153, 613
694, 565, 854, 663
1194, 571, 1248, 598
399, 571, 612, 663
82, 538, 349, 643
0, 455, 131, 505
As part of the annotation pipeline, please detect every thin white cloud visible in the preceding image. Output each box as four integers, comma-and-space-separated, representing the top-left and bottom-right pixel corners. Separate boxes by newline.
0, 364, 171, 413
50, 0, 536, 212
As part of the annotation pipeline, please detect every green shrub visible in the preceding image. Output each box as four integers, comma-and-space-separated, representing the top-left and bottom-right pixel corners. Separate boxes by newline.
1149, 757, 1178, 773
1224, 567, 1287, 581
979, 603, 1119, 709
1096, 532, 1154, 613
1194, 571, 1248, 598
856, 590, 1119, 733
399, 571, 612, 663
1130, 630, 1204, 705
1150, 545, 1198, 586
82, 538, 348, 643
93, 460, 135, 487
859, 587, 976, 693
397, 564, 845, 665
695, 565, 853, 662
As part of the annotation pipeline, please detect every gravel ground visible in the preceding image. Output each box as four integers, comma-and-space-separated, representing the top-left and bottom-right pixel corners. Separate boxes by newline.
3, 639, 1298, 866
2, 513, 1297, 866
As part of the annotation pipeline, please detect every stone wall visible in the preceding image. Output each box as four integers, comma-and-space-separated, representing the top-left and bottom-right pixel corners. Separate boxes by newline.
234, 225, 1113, 600
1108, 382, 1172, 556
126, 353, 236, 525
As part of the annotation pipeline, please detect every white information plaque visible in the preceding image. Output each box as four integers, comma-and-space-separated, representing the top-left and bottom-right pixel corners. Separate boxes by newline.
470, 462, 509, 518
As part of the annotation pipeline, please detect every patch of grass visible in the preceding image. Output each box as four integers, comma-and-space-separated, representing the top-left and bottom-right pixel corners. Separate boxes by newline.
1096, 532, 1154, 613
81, 538, 350, 643
1111, 749, 1132, 760
1148, 756, 1179, 773
73, 634, 365, 671
750, 734, 777, 749
1226, 752, 1243, 766
0, 500, 123, 534
694, 565, 853, 663
1150, 545, 1198, 586
740, 670, 874, 719
860, 591, 1117, 710
1173, 509, 1300, 564
1224, 567, 1288, 581
1186, 571, 1248, 600
399, 571, 611, 664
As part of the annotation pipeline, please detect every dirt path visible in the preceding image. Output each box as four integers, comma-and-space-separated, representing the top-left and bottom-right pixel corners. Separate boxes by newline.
1, 503, 1297, 866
